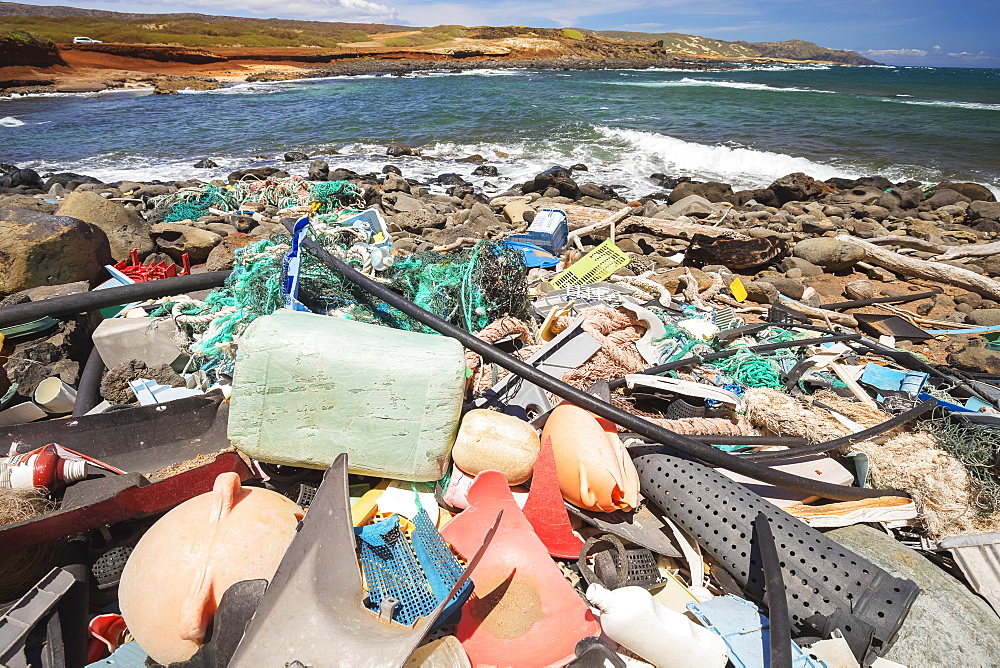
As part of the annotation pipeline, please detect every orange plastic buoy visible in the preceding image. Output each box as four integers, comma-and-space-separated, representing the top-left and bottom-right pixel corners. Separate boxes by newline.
118, 473, 303, 664
541, 403, 640, 512
441, 470, 600, 667
522, 436, 585, 559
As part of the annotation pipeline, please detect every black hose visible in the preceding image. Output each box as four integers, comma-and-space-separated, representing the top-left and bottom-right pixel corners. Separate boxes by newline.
0, 272, 232, 329
744, 398, 937, 462
292, 224, 896, 502
820, 290, 939, 311
607, 333, 862, 390
623, 433, 809, 447
73, 346, 105, 416
754, 512, 793, 668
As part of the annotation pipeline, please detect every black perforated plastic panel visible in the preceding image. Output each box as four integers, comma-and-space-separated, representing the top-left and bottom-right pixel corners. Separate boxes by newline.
632, 450, 919, 663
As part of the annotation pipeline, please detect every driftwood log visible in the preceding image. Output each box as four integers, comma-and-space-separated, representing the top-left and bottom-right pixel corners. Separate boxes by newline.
561, 204, 746, 239
868, 235, 1000, 260
837, 235, 1000, 300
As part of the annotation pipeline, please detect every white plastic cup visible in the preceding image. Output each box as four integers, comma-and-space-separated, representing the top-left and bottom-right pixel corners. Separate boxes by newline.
0, 401, 48, 426
33, 377, 78, 414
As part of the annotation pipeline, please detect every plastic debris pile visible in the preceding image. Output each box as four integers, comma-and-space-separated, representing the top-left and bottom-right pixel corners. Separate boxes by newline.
4, 170, 1000, 668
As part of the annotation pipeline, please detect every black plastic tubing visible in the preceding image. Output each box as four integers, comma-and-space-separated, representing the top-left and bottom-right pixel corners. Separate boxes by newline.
73, 346, 105, 417
754, 513, 793, 668
292, 225, 899, 502
0, 271, 232, 329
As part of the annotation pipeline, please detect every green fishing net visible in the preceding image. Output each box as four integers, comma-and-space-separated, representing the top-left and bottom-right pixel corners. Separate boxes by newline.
148, 177, 363, 223
159, 233, 530, 363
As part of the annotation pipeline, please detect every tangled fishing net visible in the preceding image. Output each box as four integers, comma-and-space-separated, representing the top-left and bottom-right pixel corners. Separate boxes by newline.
160, 232, 530, 375
148, 177, 365, 223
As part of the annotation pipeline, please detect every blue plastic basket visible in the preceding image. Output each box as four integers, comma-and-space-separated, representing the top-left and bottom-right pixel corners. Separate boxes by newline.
354, 509, 472, 627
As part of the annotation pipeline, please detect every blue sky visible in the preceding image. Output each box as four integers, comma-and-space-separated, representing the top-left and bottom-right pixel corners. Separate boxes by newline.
16, 0, 1000, 66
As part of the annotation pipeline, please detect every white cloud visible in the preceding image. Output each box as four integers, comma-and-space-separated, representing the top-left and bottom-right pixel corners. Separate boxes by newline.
80, 0, 398, 21
862, 48, 927, 57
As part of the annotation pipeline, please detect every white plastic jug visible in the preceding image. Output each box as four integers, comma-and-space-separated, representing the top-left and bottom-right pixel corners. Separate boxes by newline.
586, 583, 729, 668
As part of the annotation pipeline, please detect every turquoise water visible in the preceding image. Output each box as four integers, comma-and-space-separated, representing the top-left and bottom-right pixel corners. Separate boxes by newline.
1, 64, 998, 196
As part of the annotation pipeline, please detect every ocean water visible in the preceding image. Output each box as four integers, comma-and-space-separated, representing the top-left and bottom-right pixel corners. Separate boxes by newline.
1, 64, 998, 198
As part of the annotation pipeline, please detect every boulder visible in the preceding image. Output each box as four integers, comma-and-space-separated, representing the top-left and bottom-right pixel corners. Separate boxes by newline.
657, 194, 717, 219
0, 207, 111, 294
965, 309, 1000, 327
934, 181, 996, 203
284, 151, 309, 162
948, 340, 1000, 374
387, 193, 424, 213
779, 256, 824, 277
472, 165, 499, 177
205, 233, 261, 272
754, 276, 804, 300
744, 280, 778, 304
456, 154, 486, 164
826, 175, 893, 191
792, 237, 866, 271
56, 191, 154, 261
42, 172, 102, 191
382, 173, 411, 194
0, 194, 57, 214
436, 173, 469, 187
922, 188, 970, 210
970, 200, 1000, 221
227, 167, 288, 184
844, 279, 877, 300
308, 160, 330, 181
393, 209, 443, 234
522, 172, 580, 200
731, 188, 779, 207
826, 185, 883, 205
386, 144, 414, 157
579, 183, 611, 201
827, 524, 1000, 667
668, 180, 734, 204
149, 222, 222, 263
767, 172, 829, 204
0, 168, 43, 190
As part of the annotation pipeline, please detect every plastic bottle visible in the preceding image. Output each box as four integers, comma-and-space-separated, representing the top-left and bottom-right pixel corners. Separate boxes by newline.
0, 444, 88, 492
586, 583, 729, 668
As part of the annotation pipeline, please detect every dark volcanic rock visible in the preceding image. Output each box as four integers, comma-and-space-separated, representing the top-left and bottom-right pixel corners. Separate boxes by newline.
308, 160, 330, 181
472, 165, 499, 177
386, 144, 414, 157
935, 181, 995, 203
668, 181, 734, 204
0, 168, 43, 190
227, 167, 287, 183
522, 172, 580, 199
768, 172, 830, 204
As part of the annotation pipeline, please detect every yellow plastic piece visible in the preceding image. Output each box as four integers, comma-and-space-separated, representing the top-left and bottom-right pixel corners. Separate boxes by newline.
540, 301, 576, 342
350, 479, 390, 526
549, 239, 630, 289
729, 277, 748, 302
650, 568, 701, 614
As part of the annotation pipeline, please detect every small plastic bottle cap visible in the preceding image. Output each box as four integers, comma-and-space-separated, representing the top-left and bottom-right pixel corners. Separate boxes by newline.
62, 459, 88, 483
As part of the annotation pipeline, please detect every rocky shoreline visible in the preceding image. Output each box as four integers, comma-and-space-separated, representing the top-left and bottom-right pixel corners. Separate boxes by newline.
0, 55, 746, 96
2, 153, 1000, 374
